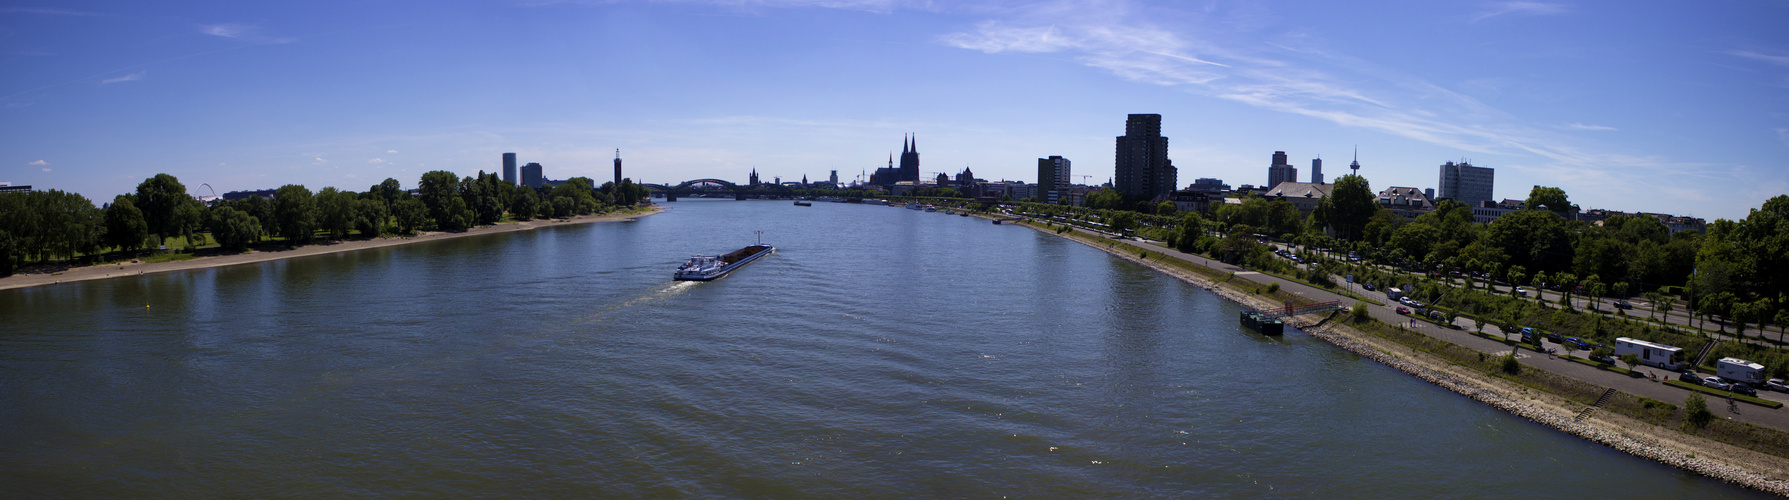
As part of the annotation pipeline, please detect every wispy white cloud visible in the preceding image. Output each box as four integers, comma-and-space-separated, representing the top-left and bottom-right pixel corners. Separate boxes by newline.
1728, 50, 1789, 67
0, 7, 105, 16
100, 71, 144, 84
368, 158, 388, 164
933, 1, 1727, 213
386, 149, 398, 153
28, 160, 48, 166
1564, 123, 1617, 131
200, 23, 295, 44
1471, 1, 1569, 23
41, 168, 52, 172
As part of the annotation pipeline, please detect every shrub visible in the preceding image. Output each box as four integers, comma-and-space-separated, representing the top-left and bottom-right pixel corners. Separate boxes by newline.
1267, 282, 1280, 294
1685, 393, 1713, 430
1351, 305, 1371, 323
1500, 353, 1522, 375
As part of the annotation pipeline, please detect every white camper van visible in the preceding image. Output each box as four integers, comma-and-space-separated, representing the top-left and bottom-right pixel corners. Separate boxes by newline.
1717, 357, 1767, 386
1612, 337, 1684, 371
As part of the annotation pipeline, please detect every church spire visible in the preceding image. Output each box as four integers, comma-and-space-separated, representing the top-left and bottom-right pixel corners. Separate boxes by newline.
910, 134, 915, 153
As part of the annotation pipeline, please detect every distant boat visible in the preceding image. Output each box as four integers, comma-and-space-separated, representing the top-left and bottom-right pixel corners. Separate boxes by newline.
906, 202, 923, 210
793, 201, 811, 206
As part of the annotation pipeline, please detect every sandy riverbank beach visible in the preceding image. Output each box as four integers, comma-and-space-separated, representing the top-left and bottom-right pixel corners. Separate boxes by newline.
0, 207, 663, 292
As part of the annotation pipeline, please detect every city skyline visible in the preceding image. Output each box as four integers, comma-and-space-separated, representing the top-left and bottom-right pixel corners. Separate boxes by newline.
3, 1, 1787, 220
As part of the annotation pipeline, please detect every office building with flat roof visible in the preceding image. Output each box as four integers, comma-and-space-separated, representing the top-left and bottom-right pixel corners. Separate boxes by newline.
1267, 151, 1298, 189
1038, 155, 1071, 204
502, 153, 517, 186
1114, 114, 1175, 200
1437, 161, 1494, 205
522, 162, 544, 188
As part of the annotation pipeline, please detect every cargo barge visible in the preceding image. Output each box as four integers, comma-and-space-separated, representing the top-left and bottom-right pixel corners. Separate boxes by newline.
674, 243, 774, 281
1241, 311, 1284, 335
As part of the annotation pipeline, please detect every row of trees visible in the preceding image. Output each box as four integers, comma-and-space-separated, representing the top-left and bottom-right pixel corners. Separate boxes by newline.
1020, 174, 1786, 336
0, 172, 653, 277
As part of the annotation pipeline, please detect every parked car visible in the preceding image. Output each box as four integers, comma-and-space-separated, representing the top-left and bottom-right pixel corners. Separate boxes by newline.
1613, 301, 1633, 310
1514, 287, 1528, 296
1407, 300, 1425, 309
1766, 379, 1789, 392
1396, 307, 1411, 315
1732, 383, 1759, 397
1362, 283, 1376, 291
1564, 337, 1591, 350
1704, 377, 1732, 391
1680, 369, 1701, 381
1546, 333, 1564, 343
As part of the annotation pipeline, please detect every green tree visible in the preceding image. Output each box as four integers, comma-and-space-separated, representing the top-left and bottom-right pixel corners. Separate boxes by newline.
393, 198, 427, 234
1107, 211, 1138, 235
273, 184, 317, 243
1524, 185, 1572, 217
134, 174, 202, 240
1156, 201, 1177, 217
1311, 174, 1378, 241
1085, 188, 1124, 210
1483, 209, 1572, 274
510, 188, 540, 222
316, 187, 356, 239
417, 170, 462, 230
1619, 353, 1640, 372
103, 195, 149, 253
353, 198, 388, 238
372, 178, 405, 209
209, 206, 261, 251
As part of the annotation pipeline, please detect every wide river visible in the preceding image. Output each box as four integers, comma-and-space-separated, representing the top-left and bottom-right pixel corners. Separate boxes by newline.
0, 199, 1768, 498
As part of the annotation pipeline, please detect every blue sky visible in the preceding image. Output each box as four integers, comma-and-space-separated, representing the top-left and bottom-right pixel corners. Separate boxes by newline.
3, 1, 1786, 220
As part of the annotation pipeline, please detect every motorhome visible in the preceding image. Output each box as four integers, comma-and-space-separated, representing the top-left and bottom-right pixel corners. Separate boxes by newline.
1386, 288, 1404, 300
1612, 337, 1684, 371
1717, 357, 1767, 386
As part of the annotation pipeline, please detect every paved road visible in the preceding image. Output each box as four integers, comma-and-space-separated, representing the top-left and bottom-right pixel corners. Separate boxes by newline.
1073, 229, 1789, 429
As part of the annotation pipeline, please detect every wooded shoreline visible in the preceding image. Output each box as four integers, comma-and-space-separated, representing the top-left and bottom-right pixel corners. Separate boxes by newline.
0, 207, 662, 292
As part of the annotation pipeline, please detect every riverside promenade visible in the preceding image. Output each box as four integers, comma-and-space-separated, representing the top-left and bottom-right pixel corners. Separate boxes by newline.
1107, 233, 1789, 431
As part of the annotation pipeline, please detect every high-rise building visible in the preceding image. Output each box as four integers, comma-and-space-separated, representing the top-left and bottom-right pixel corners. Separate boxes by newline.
613, 149, 622, 188
898, 134, 920, 183
1267, 151, 1298, 189
1037, 155, 1071, 204
502, 152, 517, 186
522, 162, 544, 188
1113, 114, 1175, 200
1310, 157, 1324, 184
1437, 161, 1495, 204
830, 170, 838, 186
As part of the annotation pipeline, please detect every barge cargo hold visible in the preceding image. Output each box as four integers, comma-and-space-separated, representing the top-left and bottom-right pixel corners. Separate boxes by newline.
1241, 311, 1284, 335
674, 244, 774, 281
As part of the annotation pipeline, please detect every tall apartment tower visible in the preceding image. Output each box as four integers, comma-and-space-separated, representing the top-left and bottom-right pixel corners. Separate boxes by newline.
1267, 151, 1298, 189
898, 134, 920, 183
613, 149, 622, 187
1037, 155, 1071, 204
1437, 161, 1495, 204
1311, 157, 1324, 184
1113, 114, 1175, 199
521, 162, 544, 188
829, 170, 838, 186
502, 152, 518, 186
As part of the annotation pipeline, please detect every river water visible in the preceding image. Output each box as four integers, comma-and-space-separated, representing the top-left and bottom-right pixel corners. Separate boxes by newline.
0, 199, 1767, 498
